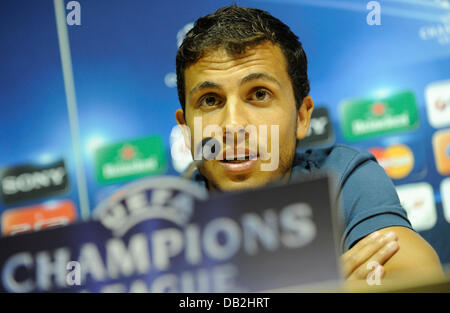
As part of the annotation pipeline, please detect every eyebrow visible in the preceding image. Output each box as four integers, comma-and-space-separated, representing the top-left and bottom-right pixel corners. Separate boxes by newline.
240, 72, 281, 87
189, 81, 221, 96
188, 72, 281, 96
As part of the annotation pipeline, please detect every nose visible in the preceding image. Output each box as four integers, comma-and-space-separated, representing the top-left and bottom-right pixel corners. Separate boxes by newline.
220, 96, 248, 144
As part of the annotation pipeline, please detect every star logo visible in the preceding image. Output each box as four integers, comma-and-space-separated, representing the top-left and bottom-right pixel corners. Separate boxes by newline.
372, 102, 386, 116
120, 145, 136, 160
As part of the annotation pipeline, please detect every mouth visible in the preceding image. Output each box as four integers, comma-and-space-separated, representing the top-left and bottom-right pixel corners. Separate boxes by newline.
219, 152, 258, 173
221, 155, 257, 162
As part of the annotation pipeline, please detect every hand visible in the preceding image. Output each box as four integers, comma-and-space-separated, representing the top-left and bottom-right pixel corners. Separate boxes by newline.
341, 230, 399, 281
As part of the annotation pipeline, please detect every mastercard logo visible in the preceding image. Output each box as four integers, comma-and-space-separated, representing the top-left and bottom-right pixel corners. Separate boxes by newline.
368, 144, 415, 179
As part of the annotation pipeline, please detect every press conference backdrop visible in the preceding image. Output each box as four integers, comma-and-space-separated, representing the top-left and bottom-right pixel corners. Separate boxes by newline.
1, 0, 450, 266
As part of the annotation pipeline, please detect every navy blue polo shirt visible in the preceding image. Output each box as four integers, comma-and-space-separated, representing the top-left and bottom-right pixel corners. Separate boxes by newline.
191, 144, 413, 252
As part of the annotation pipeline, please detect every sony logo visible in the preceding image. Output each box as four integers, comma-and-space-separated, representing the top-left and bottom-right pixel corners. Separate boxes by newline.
0, 160, 68, 204
2, 167, 66, 195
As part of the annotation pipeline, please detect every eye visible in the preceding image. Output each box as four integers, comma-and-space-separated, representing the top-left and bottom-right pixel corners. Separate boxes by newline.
248, 88, 272, 102
199, 94, 222, 108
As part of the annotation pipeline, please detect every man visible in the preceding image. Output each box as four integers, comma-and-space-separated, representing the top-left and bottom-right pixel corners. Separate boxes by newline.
174, 5, 443, 286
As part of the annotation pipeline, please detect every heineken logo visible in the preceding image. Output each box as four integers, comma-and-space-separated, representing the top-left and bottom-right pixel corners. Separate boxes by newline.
102, 157, 159, 180
371, 102, 386, 116
351, 111, 410, 136
94, 136, 167, 184
120, 145, 136, 160
339, 90, 419, 141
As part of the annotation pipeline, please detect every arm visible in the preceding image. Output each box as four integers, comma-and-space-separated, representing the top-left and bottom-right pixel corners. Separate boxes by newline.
342, 226, 444, 290
323, 146, 443, 287
374, 226, 443, 280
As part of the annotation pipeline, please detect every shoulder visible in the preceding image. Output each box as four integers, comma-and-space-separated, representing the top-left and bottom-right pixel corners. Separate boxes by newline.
295, 145, 413, 251
293, 144, 377, 184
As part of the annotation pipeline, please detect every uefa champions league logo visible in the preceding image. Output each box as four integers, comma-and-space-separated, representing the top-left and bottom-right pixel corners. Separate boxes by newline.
94, 177, 208, 237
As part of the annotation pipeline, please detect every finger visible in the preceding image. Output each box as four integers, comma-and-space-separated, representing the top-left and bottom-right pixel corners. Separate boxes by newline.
341, 230, 395, 264
348, 240, 399, 280
341, 231, 397, 278
341, 231, 382, 264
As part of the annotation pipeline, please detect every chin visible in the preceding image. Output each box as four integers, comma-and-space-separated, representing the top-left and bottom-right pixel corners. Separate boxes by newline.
213, 176, 271, 192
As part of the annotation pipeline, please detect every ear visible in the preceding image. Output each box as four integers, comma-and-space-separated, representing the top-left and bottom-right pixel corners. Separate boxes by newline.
175, 109, 191, 150
296, 96, 314, 140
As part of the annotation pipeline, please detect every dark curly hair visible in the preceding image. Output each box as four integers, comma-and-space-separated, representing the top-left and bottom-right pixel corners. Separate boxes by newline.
176, 4, 310, 113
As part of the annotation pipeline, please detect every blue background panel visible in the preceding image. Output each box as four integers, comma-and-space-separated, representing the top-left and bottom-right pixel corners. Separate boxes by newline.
0, 0, 449, 264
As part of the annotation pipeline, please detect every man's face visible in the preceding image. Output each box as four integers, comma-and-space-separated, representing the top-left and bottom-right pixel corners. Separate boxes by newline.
176, 41, 313, 191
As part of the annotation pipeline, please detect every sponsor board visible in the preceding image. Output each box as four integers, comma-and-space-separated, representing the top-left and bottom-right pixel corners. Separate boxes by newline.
432, 129, 450, 175
425, 79, 450, 129
339, 91, 419, 141
0, 176, 339, 293
441, 178, 450, 224
94, 136, 167, 184
1, 200, 77, 236
298, 107, 335, 148
396, 182, 437, 232
368, 144, 415, 180
0, 160, 68, 205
